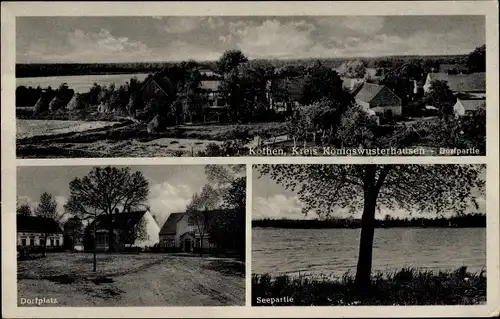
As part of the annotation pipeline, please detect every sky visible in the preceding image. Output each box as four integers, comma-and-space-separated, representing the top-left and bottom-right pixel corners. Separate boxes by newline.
16, 165, 227, 227
16, 15, 485, 63
252, 165, 486, 220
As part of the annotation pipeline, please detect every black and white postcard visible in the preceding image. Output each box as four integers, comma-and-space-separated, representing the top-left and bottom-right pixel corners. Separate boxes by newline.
15, 164, 246, 306
252, 164, 486, 306
2, 1, 499, 319
14, 14, 487, 158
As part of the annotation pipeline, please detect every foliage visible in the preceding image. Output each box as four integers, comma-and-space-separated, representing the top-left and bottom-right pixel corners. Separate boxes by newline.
466, 44, 486, 73
252, 267, 486, 305
118, 215, 147, 247
34, 192, 59, 220
216, 50, 249, 75
424, 80, 457, 119
17, 202, 32, 216
65, 166, 149, 253
338, 60, 366, 78
301, 62, 350, 106
63, 216, 84, 250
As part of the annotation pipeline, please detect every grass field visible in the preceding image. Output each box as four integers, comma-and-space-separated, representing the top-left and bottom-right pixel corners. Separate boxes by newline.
252, 266, 486, 306
18, 253, 245, 306
16, 119, 120, 139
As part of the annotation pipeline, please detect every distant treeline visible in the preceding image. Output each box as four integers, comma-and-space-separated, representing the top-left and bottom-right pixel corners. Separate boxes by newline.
16, 55, 467, 78
252, 213, 486, 229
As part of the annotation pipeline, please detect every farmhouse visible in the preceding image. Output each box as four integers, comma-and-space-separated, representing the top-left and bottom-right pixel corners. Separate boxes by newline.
17, 215, 63, 248
355, 83, 402, 117
85, 210, 159, 252
140, 73, 175, 104
453, 97, 485, 116
423, 72, 486, 97
266, 76, 307, 112
159, 210, 226, 252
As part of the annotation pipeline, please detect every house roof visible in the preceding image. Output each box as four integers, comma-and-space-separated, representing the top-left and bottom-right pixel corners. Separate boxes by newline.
141, 74, 174, 96
269, 76, 307, 100
355, 82, 385, 103
17, 215, 63, 234
457, 98, 486, 112
427, 72, 485, 93
201, 80, 219, 91
92, 211, 147, 231
159, 212, 185, 235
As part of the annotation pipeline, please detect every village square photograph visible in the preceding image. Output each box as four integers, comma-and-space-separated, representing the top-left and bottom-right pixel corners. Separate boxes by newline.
16, 164, 246, 306
251, 164, 486, 306
15, 15, 486, 158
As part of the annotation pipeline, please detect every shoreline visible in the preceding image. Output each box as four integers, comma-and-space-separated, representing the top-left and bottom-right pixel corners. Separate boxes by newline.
252, 267, 486, 306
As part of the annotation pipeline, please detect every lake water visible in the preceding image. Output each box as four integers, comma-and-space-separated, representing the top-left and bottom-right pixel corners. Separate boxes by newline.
16, 73, 150, 93
252, 228, 486, 278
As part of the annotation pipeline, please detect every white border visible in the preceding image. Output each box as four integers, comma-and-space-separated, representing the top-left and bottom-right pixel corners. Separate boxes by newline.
2, 1, 499, 318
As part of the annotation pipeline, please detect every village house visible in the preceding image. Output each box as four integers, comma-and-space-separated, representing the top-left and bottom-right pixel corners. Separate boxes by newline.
266, 76, 307, 113
85, 209, 159, 252
453, 97, 486, 116
17, 215, 63, 248
438, 64, 469, 74
423, 72, 486, 98
158, 210, 226, 252
355, 82, 403, 118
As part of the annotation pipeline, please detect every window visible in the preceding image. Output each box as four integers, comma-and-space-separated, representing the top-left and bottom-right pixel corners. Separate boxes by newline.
39, 238, 45, 246
55, 240, 60, 246
21, 238, 26, 246
29, 237, 35, 246
196, 238, 201, 248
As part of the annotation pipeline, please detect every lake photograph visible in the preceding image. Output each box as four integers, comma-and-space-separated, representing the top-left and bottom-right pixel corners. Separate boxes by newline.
251, 164, 486, 306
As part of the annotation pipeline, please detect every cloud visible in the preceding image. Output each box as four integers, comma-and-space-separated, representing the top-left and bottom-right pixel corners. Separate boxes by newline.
163, 17, 204, 33
230, 19, 317, 59
316, 16, 385, 34
20, 28, 152, 63
253, 194, 315, 220
148, 182, 194, 226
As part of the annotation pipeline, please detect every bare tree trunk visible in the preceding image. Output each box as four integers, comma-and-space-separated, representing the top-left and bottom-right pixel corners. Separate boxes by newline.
93, 221, 97, 272
43, 233, 48, 257
354, 194, 377, 287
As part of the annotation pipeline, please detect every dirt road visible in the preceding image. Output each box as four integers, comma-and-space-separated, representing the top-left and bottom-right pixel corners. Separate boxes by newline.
18, 253, 245, 306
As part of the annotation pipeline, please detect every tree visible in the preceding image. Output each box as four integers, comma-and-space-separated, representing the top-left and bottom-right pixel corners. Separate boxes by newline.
424, 80, 457, 120
204, 165, 246, 259
34, 192, 59, 257
65, 166, 149, 253
17, 203, 32, 216
63, 216, 83, 251
301, 63, 352, 107
216, 50, 249, 75
119, 216, 147, 248
466, 44, 485, 73
186, 184, 221, 256
257, 164, 484, 287
338, 60, 366, 78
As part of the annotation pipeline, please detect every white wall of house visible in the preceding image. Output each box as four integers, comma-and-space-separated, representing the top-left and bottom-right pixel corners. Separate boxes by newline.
175, 215, 194, 246
453, 100, 466, 116
135, 211, 160, 248
17, 232, 63, 247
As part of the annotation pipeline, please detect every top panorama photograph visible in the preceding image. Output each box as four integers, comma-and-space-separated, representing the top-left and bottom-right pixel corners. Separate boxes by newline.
15, 16, 486, 158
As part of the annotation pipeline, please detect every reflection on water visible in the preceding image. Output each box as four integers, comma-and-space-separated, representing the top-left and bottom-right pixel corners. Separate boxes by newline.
252, 228, 486, 278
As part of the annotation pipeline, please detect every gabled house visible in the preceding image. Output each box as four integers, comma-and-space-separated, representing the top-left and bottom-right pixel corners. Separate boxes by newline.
266, 76, 307, 112
355, 83, 402, 117
17, 215, 63, 248
423, 72, 486, 98
86, 210, 160, 252
159, 210, 226, 252
453, 97, 486, 116
139, 73, 175, 105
